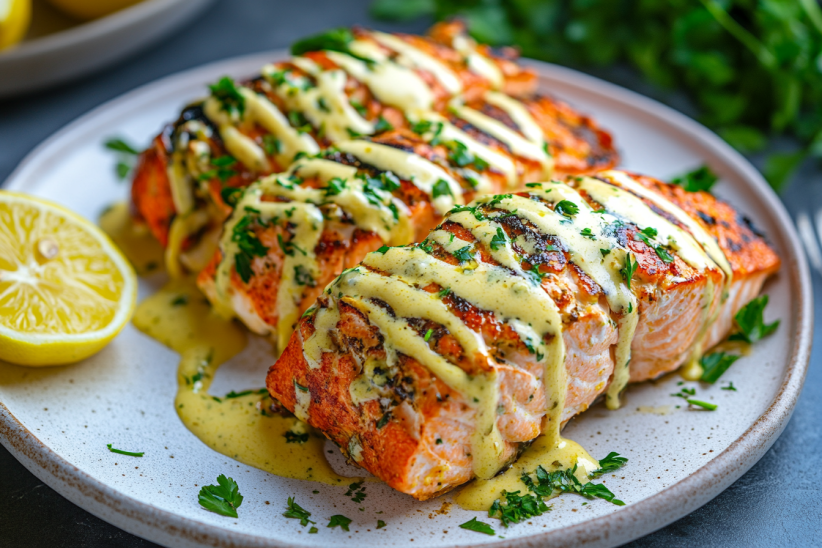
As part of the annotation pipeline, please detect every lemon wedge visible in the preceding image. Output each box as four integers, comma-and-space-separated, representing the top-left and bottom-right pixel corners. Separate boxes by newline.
0, 0, 31, 51
0, 192, 137, 366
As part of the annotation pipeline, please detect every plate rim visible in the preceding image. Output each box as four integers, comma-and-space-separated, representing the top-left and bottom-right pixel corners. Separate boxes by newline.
0, 51, 813, 548
1, 0, 192, 59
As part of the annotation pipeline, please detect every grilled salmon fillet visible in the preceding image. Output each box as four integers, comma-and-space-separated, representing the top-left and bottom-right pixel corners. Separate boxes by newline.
128, 25, 618, 274
265, 170, 779, 500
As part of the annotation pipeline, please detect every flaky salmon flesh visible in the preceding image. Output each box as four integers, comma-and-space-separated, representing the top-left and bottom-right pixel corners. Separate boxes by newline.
266, 170, 779, 500
130, 22, 618, 265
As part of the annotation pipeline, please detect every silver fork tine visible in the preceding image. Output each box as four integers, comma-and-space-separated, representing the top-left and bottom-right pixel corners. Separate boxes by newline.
797, 211, 822, 277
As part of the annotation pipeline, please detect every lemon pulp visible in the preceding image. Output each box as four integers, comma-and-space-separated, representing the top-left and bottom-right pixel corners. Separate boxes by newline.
0, 191, 136, 366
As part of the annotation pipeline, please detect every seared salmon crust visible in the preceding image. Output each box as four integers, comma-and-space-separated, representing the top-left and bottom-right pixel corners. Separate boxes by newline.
266, 170, 779, 500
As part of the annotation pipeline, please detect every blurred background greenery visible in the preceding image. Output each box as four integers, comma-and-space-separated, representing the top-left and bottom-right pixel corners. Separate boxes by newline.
371, 0, 822, 191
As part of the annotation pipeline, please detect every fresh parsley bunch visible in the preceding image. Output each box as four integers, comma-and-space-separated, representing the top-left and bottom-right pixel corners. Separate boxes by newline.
372, 0, 822, 190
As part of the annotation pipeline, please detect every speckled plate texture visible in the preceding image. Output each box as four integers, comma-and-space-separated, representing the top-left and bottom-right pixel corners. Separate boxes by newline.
0, 53, 812, 548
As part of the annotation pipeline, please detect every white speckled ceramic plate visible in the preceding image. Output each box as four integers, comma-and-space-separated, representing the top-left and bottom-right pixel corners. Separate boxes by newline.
0, 53, 812, 548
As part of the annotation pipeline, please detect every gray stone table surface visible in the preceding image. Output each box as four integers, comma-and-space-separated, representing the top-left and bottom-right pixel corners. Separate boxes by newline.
0, 0, 819, 546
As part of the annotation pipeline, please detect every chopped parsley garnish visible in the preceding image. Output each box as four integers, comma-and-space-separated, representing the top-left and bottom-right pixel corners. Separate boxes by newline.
374, 116, 394, 132
580, 227, 597, 240
700, 352, 740, 384
278, 234, 306, 257
729, 295, 780, 343
620, 253, 638, 289
519, 463, 625, 506
600, 248, 611, 256
453, 245, 474, 263
294, 380, 309, 392
288, 111, 312, 134
490, 227, 507, 251
376, 519, 387, 529
220, 186, 243, 207
104, 137, 141, 181
672, 386, 696, 398
488, 490, 550, 527
655, 246, 674, 263
376, 412, 391, 429
446, 140, 489, 171
410, 120, 444, 144
436, 287, 450, 298
170, 295, 188, 306
554, 200, 579, 217
525, 182, 543, 188
199, 155, 238, 183
687, 399, 717, 411
284, 431, 309, 443
671, 165, 718, 193
106, 444, 143, 457
327, 514, 352, 531
432, 178, 453, 199
198, 475, 243, 518
722, 382, 738, 391
350, 99, 367, 117
293, 265, 316, 286
262, 134, 282, 155
424, 328, 434, 341
376, 245, 390, 254
589, 452, 628, 478
104, 138, 139, 155
283, 497, 314, 526
346, 481, 367, 502
231, 214, 268, 283
460, 517, 496, 535
209, 76, 245, 117
291, 27, 373, 65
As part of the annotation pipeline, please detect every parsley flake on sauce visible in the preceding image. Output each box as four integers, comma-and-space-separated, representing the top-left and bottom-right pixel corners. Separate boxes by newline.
199, 475, 243, 518
700, 352, 741, 384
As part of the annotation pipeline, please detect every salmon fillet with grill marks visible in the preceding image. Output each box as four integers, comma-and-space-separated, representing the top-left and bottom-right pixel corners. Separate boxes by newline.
266, 170, 779, 500
128, 25, 617, 271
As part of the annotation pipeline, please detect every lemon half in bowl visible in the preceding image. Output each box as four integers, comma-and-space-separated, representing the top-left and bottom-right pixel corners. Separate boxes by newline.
0, 191, 137, 366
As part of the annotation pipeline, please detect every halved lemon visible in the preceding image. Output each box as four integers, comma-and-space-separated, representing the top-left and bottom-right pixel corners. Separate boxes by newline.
0, 0, 31, 51
0, 191, 137, 366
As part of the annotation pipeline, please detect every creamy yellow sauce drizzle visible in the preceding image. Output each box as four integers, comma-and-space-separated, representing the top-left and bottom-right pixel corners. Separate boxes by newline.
369, 31, 463, 95
98, 202, 165, 276
451, 35, 504, 89
131, 278, 351, 485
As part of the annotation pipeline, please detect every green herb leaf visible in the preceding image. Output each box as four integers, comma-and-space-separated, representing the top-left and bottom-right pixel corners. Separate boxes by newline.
106, 444, 144, 457
283, 496, 314, 526
432, 179, 453, 199
700, 352, 741, 384
199, 475, 243, 518
459, 516, 496, 535
115, 162, 132, 180
209, 77, 246, 117
620, 253, 638, 289
671, 165, 718, 193
285, 431, 309, 443
327, 514, 353, 531
729, 295, 779, 343
580, 227, 597, 240
687, 399, 717, 411
374, 116, 394, 132
376, 519, 387, 529
554, 200, 579, 217
453, 245, 474, 263
490, 227, 507, 250
104, 138, 140, 155
589, 452, 628, 478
